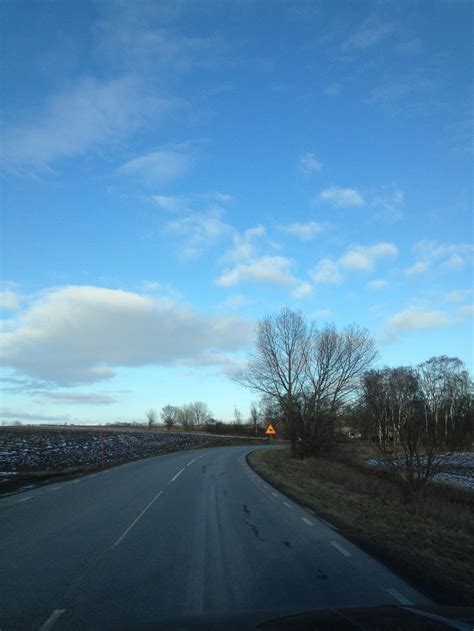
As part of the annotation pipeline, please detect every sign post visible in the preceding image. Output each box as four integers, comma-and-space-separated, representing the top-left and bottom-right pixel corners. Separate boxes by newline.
264, 423, 277, 444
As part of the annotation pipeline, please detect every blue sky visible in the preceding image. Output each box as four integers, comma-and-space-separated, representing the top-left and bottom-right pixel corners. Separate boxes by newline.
1, 0, 472, 424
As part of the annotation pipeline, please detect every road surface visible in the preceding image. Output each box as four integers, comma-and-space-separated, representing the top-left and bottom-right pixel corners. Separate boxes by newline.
0, 445, 431, 629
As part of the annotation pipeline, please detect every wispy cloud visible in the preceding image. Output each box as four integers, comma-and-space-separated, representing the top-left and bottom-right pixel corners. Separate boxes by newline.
366, 279, 388, 290
323, 83, 341, 96
339, 243, 398, 272
162, 208, 233, 260
299, 152, 322, 175
0, 407, 71, 422
216, 256, 296, 288
405, 240, 474, 276
36, 391, 117, 405
369, 184, 405, 222
119, 142, 196, 185
291, 282, 313, 299
279, 221, 325, 240
309, 258, 343, 285
341, 14, 396, 52
385, 308, 451, 340
3, 77, 171, 173
320, 186, 365, 207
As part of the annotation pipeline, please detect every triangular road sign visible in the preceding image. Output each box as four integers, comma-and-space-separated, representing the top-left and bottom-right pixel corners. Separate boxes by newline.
265, 423, 277, 436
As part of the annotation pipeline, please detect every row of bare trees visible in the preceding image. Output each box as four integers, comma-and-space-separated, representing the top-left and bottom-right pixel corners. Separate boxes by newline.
236, 308, 473, 498
356, 357, 473, 498
235, 307, 377, 457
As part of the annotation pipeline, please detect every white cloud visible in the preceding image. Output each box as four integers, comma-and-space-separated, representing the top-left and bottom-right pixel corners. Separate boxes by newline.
311, 308, 332, 319
405, 240, 474, 276
37, 392, 117, 405
0, 407, 71, 422
0, 286, 251, 386
151, 195, 190, 213
279, 221, 325, 240
388, 308, 450, 333
370, 185, 405, 222
310, 242, 398, 286
299, 152, 322, 175
405, 261, 430, 276
323, 83, 341, 96
152, 191, 233, 213
291, 282, 313, 299
119, 143, 194, 185
0, 290, 20, 311
216, 256, 296, 288
220, 294, 251, 310
367, 279, 388, 290
3, 77, 169, 172
342, 15, 396, 52
339, 243, 398, 272
444, 289, 472, 303
456, 304, 474, 319
162, 209, 233, 260
320, 186, 364, 207
309, 259, 343, 285
219, 225, 267, 264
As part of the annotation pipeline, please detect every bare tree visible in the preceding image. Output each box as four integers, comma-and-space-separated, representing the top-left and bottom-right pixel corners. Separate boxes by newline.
178, 404, 195, 431
189, 401, 212, 427
145, 408, 158, 430
249, 402, 260, 436
235, 308, 376, 457
233, 406, 243, 425
160, 405, 179, 431
361, 362, 473, 501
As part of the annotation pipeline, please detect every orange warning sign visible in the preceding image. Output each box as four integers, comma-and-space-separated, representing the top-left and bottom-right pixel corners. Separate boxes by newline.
265, 423, 277, 436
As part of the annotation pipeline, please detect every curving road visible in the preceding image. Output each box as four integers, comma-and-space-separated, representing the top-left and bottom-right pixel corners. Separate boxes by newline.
0, 445, 431, 629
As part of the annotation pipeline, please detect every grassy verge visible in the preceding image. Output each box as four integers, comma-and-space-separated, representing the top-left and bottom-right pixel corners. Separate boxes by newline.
248, 448, 474, 606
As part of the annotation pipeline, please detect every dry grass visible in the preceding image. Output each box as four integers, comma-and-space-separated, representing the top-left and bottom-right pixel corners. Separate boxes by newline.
248, 447, 474, 606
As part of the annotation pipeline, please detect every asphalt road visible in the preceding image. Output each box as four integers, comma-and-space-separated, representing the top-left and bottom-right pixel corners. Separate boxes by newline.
0, 445, 432, 630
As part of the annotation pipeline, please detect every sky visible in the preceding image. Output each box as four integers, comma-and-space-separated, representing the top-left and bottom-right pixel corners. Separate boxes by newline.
0, 0, 472, 425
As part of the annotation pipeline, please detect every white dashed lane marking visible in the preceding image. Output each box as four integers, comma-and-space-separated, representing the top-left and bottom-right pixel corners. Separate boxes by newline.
113, 490, 163, 547
283, 502, 293, 509
301, 517, 314, 526
186, 458, 197, 467
271, 492, 278, 497
387, 588, 413, 605
38, 608, 66, 631
330, 541, 352, 557
170, 467, 185, 483
16, 496, 32, 503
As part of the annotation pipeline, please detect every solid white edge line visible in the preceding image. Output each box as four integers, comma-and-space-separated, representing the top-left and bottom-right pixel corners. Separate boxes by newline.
301, 517, 314, 526
283, 502, 293, 509
330, 540, 352, 557
387, 588, 413, 605
113, 490, 163, 547
38, 608, 66, 631
186, 458, 197, 467
170, 467, 185, 483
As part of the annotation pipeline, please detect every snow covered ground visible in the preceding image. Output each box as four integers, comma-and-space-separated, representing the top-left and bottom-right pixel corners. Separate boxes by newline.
367, 452, 474, 491
0, 427, 223, 477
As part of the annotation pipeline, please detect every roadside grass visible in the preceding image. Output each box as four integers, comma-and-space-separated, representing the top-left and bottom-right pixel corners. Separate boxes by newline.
248, 448, 474, 606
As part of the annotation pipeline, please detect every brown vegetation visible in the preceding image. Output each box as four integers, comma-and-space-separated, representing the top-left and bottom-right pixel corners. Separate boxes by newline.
248, 447, 474, 606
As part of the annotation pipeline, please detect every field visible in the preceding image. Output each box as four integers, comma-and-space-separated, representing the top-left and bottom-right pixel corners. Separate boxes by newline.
0, 425, 257, 493
248, 447, 474, 606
